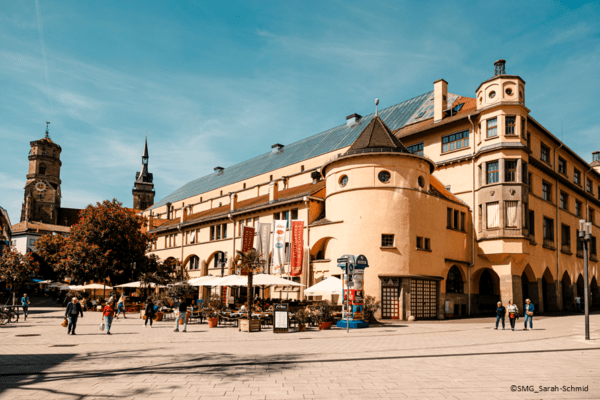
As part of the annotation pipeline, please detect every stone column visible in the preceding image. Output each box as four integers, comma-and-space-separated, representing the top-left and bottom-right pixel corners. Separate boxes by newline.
511, 275, 523, 309
402, 278, 412, 320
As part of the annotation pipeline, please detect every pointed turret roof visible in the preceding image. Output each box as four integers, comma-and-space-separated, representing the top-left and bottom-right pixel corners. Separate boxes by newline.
143, 137, 149, 158
347, 115, 409, 154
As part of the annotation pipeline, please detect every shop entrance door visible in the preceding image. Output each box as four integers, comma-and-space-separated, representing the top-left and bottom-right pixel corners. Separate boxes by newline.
382, 285, 399, 319
410, 279, 437, 319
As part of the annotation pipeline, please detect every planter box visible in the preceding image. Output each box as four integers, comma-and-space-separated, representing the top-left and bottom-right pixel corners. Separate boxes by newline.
239, 319, 261, 332
318, 321, 332, 330
207, 317, 219, 328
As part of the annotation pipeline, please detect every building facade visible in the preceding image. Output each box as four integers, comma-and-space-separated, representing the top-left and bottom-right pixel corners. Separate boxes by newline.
144, 61, 600, 319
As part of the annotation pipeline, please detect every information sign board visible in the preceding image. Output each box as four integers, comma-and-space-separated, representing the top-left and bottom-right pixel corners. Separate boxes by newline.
273, 303, 289, 333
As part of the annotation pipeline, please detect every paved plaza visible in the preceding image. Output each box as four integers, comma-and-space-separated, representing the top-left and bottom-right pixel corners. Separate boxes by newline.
1, 308, 599, 400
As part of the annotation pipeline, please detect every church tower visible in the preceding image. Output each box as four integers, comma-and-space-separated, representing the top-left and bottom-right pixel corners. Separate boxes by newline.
20, 122, 62, 224
132, 135, 155, 210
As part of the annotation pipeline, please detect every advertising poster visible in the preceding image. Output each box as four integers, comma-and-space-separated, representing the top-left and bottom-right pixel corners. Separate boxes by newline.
290, 220, 304, 276
256, 223, 271, 266
272, 220, 287, 274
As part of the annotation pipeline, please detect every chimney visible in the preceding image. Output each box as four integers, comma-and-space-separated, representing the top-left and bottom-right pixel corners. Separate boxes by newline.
269, 181, 279, 203
271, 143, 284, 153
494, 59, 506, 76
311, 170, 322, 184
214, 166, 224, 175
433, 79, 448, 122
166, 202, 172, 219
346, 113, 362, 126
230, 193, 238, 212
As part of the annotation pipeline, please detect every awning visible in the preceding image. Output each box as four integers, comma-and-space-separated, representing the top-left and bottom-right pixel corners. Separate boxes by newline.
253, 274, 304, 287
188, 275, 217, 287
304, 277, 344, 296
81, 283, 114, 290
114, 281, 164, 288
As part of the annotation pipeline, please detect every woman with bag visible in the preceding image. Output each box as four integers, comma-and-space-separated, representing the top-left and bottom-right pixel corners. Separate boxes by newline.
144, 299, 155, 328
507, 299, 519, 331
102, 300, 115, 335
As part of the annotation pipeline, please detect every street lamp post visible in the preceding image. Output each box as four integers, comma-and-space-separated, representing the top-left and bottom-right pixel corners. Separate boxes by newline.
578, 219, 592, 340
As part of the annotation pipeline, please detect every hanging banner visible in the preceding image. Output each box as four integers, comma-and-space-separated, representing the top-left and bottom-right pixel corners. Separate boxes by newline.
290, 220, 304, 276
241, 226, 255, 253
272, 220, 287, 274
256, 223, 271, 271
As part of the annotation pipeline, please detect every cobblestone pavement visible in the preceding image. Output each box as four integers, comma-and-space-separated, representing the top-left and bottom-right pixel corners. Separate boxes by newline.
1, 308, 599, 399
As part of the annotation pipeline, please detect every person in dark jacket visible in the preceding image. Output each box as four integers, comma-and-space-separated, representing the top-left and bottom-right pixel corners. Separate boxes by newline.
494, 301, 506, 330
174, 298, 188, 332
65, 297, 84, 335
144, 299, 155, 328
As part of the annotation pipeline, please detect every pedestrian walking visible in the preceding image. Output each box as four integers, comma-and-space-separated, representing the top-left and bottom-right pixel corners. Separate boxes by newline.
115, 295, 126, 319
173, 297, 188, 332
144, 299, 155, 328
21, 293, 30, 321
507, 299, 519, 331
575, 296, 582, 312
65, 297, 84, 335
494, 301, 505, 330
523, 299, 535, 330
102, 300, 115, 335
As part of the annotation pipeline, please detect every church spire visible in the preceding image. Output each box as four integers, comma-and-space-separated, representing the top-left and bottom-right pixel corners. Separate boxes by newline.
133, 133, 155, 210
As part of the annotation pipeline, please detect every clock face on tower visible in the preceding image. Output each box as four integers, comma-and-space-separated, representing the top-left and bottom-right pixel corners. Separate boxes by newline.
35, 181, 47, 192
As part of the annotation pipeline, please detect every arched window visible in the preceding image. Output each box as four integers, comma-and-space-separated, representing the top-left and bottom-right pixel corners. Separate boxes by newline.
189, 255, 199, 270
446, 266, 464, 293
39, 164, 46, 175
213, 251, 225, 270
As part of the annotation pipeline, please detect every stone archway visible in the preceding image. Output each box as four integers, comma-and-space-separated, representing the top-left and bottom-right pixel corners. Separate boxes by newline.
473, 268, 500, 315
561, 271, 573, 310
541, 267, 556, 313
591, 277, 599, 308
520, 264, 537, 310
577, 274, 585, 304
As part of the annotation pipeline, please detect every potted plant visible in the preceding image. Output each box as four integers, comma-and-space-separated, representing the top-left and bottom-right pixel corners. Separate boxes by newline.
315, 300, 334, 330
296, 308, 309, 332
235, 249, 265, 332
206, 293, 222, 328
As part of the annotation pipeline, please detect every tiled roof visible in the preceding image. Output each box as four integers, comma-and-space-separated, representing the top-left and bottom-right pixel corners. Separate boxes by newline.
152, 181, 326, 232
149, 92, 433, 211
11, 221, 71, 235
430, 175, 467, 206
396, 96, 477, 139
348, 116, 409, 154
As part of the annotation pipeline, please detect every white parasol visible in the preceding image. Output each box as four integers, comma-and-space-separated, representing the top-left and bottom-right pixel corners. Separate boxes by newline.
304, 277, 344, 296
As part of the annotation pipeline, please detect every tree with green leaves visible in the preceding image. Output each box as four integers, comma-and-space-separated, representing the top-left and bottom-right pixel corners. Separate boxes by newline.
0, 248, 39, 295
139, 255, 183, 298
33, 233, 67, 281
57, 199, 150, 285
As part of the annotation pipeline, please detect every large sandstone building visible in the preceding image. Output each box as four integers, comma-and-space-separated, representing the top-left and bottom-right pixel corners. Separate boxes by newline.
143, 61, 600, 319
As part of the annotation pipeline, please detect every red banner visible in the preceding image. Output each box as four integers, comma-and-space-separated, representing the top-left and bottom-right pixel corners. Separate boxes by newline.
290, 221, 304, 276
241, 226, 255, 253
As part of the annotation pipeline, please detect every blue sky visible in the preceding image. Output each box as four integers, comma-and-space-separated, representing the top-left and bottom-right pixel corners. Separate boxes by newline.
1, 1, 599, 224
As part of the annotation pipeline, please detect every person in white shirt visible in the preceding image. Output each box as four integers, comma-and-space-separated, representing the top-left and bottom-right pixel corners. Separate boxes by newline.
506, 299, 519, 331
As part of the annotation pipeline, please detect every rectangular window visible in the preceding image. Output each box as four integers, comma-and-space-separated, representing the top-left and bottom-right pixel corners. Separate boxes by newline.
453, 210, 459, 230
577, 230, 584, 254
216, 225, 221, 240
416, 237, 423, 249
522, 162, 528, 184
574, 168, 581, 185
505, 160, 517, 182
407, 142, 424, 156
521, 117, 526, 138
558, 157, 567, 175
560, 192, 568, 210
587, 179, 593, 194
575, 200, 582, 217
382, 234, 394, 247
528, 173, 533, 189
505, 116, 516, 135
487, 161, 499, 184
478, 205, 482, 231
222, 223, 227, 239
527, 132, 531, 149
486, 118, 498, 138
529, 210, 535, 237
543, 217, 554, 242
291, 208, 299, 220
540, 143, 550, 163
561, 224, 571, 250
505, 201, 518, 228
487, 202, 500, 229
442, 130, 469, 153
460, 212, 466, 232
591, 236, 597, 257
447, 208, 452, 229
210, 226, 215, 241
424, 238, 431, 251
542, 181, 552, 202
283, 210, 290, 227
590, 208, 595, 224
273, 212, 280, 220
